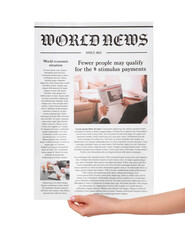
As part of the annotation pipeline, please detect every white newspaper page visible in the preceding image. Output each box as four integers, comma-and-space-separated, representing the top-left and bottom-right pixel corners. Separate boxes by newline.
34, 22, 153, 200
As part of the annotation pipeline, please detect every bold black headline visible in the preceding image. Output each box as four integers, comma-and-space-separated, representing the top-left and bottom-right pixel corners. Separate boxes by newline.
41, 33, 148, 47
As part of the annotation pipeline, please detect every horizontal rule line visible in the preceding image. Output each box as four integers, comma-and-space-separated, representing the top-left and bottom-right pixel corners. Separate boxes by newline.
106, 52, 148, 54
40, 52, 81, 54
35, 26, 153, 29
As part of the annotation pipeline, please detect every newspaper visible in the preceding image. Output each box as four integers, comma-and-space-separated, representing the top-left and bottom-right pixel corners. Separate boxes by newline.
98, 84, 123, 106
34, 22, 153, 200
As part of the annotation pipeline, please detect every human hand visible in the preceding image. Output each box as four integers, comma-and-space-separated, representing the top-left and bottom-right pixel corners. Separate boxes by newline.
121, 98, 131, 108
68, 189, 185, 216
68, 194, 120, 217
99, 105, 109, 116
57, 174, 61, 180
61, 169, 65, 173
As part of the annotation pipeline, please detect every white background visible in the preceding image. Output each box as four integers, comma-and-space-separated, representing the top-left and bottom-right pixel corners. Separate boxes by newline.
0, 1, 185, 239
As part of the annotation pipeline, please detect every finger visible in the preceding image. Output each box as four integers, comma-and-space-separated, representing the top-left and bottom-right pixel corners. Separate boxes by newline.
68, 200, 80, 213
70, 195, 88, 204
68, 200, 87, 216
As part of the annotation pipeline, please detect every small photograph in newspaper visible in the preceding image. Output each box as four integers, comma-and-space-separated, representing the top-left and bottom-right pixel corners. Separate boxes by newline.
74, 75, 147, 124
98, 84, 123, 106
40, 160, 70, 181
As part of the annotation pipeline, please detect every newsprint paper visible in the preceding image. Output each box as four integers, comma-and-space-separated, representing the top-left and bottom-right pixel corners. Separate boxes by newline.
34, 22, 153, 200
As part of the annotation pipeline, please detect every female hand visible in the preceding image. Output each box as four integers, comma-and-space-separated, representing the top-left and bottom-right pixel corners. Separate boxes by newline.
68, 189, 185, 216
68, 194, 119, 217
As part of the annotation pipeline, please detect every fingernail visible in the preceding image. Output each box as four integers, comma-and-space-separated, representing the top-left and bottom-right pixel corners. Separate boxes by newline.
70, 196, 75, 201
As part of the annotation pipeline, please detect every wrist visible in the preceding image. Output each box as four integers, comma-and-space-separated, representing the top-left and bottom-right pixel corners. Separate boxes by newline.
113, 199, 129, 214
101, 111, 107, 117
110, 198, 126, 214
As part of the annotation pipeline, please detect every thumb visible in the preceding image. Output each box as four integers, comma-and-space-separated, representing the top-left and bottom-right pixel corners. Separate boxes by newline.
70, 195, 89, 204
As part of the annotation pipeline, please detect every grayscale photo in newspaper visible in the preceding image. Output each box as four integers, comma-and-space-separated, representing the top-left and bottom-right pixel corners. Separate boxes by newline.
34, 22, 153, 200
